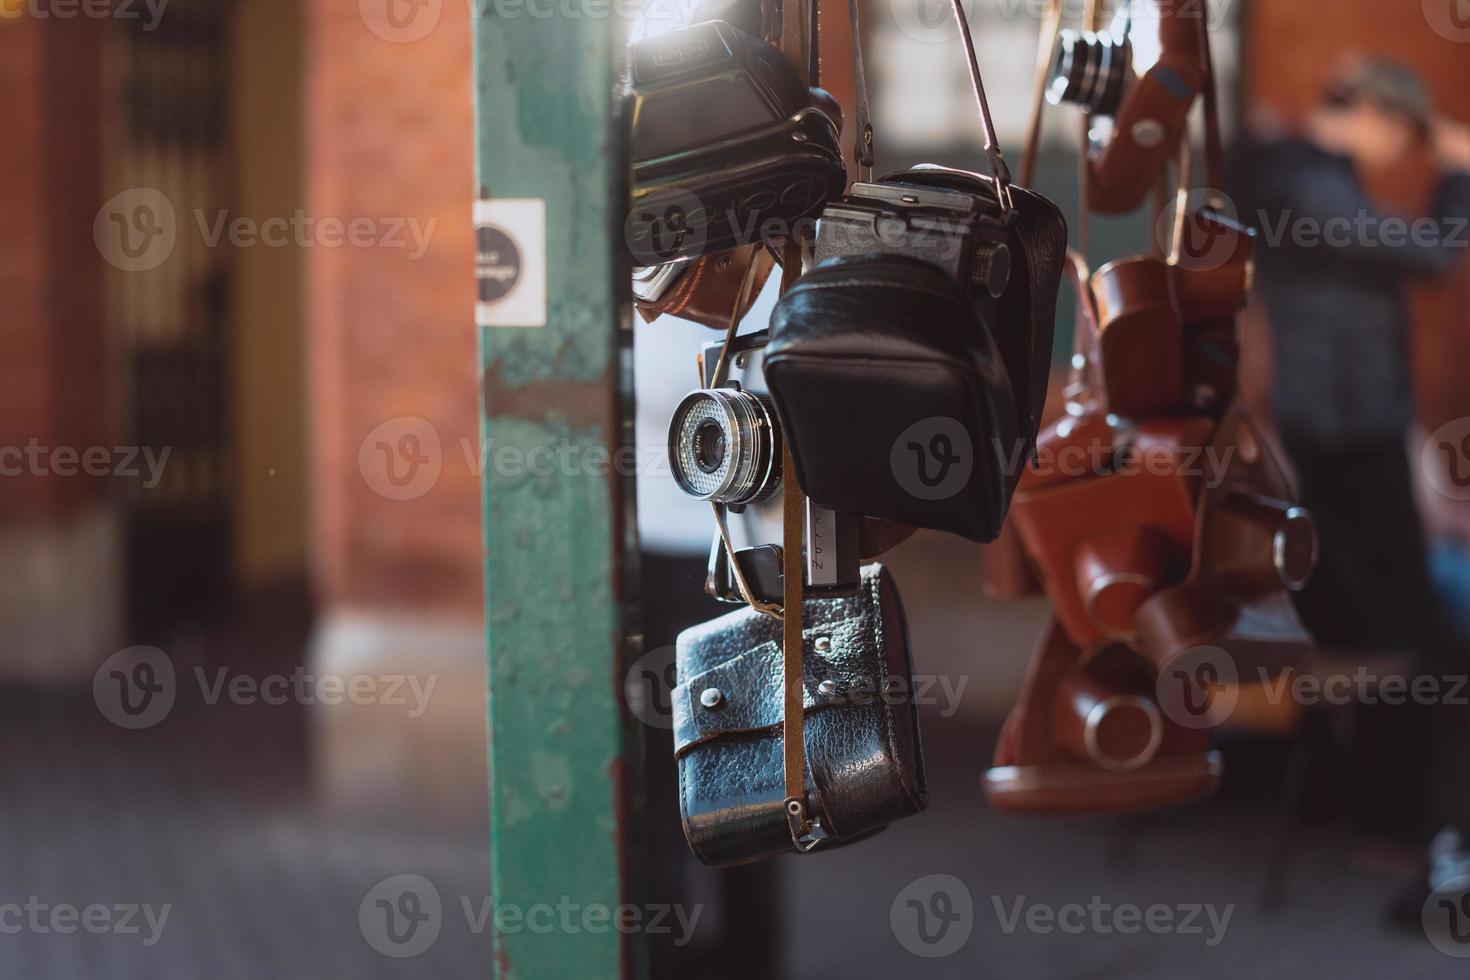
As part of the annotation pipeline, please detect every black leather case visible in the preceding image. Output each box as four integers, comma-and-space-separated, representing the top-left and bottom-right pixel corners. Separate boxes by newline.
627, 20, 846, 266
672, 564, 927, 866
764, 168, 1066, 542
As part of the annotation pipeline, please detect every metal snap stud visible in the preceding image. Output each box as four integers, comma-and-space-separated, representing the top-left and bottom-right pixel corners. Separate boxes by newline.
817, 679, 838, 696
699, 687, 724, 709
814, 636, 831, 654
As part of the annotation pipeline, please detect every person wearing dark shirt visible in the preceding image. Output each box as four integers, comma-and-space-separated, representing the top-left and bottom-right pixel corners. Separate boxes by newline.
1231, 59, 1470, 917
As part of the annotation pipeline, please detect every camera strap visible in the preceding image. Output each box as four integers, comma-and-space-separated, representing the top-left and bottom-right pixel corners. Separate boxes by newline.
847, 0, 874, 182
1020, 0, 1064, 189
948, 0, 1014, 216
1168, 0, 1224, 261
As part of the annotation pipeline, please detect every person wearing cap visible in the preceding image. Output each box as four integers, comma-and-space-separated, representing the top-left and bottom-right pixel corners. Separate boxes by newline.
1229, 57, 1470, 919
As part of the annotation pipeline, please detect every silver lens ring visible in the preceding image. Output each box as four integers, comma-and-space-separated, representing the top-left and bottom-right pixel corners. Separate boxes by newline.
668, 388, 780, 505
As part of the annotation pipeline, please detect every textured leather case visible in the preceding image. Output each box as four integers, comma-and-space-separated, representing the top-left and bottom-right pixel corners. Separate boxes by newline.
628, 20, 846, 266
672, 564, 927, 867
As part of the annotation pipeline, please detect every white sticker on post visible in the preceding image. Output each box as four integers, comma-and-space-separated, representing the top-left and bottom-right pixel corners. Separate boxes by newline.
475, 198, 546, 328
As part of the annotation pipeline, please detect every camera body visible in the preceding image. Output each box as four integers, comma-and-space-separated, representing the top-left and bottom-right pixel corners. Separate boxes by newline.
667, 330, 861, 605
627, 20, 846, 266
765, 166, 1066, 543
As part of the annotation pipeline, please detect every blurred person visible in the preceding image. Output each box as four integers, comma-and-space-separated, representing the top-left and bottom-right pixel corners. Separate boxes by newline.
1229, 58, 1470, 912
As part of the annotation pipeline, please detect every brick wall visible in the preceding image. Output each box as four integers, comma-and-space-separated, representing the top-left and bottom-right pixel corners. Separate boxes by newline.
305, 0, 481, 615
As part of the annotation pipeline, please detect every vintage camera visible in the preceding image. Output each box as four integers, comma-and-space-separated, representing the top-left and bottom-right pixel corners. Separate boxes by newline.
667, 330, 861, 604
766, 165, 1066, 543
627, 19, 846, 267
1046, 0, 1208, 214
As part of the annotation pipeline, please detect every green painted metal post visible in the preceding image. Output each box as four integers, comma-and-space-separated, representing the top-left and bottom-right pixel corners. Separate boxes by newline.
474, 10, 642, 980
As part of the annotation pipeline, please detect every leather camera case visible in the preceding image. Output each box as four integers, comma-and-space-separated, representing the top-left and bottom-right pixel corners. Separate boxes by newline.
1056, 0, 1208, 215
672, 564, 927, 866
627, 20, 846, 266
764, 168, 1066, 543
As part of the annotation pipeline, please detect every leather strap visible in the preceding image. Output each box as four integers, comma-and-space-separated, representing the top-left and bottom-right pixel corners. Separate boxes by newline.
949, 0, 1013, 215
781, 440, 814, 845
1020, 0, 1064, 189
848, 0, 874, 181
1197, 0, 1223, 193
777, 0, 820, 849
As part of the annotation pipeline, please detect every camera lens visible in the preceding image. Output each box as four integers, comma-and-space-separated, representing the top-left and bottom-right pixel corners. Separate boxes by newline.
668, 388, 781, 505
1047, 30, 1130, 116
692, 419, 727, 474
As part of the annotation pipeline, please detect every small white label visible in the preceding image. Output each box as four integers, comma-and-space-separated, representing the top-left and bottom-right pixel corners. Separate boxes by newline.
475, 198, 546, 327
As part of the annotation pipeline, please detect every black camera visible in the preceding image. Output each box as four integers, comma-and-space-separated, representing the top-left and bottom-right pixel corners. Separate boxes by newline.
627, 20, 846, 267
766, 165, 1066, 543
667, 330, 861, 604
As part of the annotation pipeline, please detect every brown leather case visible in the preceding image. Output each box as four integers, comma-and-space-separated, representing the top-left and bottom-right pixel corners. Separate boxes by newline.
1010, 412, 1214, 649
1134, 401, 1316, 679
1086, 0, 1207, 215
635, 244, 777, 329
984, 621, 1221, 815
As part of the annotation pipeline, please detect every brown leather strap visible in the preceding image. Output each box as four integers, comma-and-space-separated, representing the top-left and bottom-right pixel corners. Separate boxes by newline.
1020, 0, 1064, 189
777, 0, 813, 843
847, 0, 873, 181
1197, 0, 1223, 193
780, 439, 807, 823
